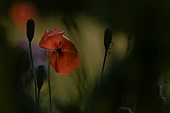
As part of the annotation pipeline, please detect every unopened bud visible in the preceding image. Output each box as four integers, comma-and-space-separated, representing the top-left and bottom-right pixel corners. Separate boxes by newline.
36, 65, 46, 90
104, 26, 112, 50
26, 18, 35, 42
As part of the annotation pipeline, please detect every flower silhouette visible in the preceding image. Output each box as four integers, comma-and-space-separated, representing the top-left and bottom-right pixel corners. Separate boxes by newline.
39, 28, 80, 74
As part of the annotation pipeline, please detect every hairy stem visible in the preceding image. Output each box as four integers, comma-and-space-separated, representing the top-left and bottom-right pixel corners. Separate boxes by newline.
47, 48, 59, 113
100, 50, 108, 88
29, 42, 38, 107
48, 55, 52, 113
37, 89, 40, 108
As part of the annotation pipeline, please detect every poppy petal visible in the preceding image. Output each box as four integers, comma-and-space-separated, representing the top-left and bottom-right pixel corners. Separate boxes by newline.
39, 28, 63, 49
61, 35, 78, 53
53, 50, 80, 74
40, 28, 80, 75
47, 50, 57, 68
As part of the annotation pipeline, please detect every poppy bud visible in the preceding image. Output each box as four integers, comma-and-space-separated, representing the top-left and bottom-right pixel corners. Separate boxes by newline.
104, 26, 112, 50
36, 65, 46, 90
26, 18, 35, 42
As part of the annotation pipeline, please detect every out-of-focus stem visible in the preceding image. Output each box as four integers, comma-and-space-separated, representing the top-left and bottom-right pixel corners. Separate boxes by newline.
47, 48, 59, 113
37, 89, 40, 108
29, 42, 38, 107
47, 58, 52, 113
100, 50, 108, 88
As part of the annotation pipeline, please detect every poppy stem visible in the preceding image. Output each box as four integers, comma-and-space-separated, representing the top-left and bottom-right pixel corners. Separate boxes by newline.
28, 42, 38, 108
47, 48, 59, 113
48, 57, 52, 113
100, 50, 108, 88
37, 89, 40, 108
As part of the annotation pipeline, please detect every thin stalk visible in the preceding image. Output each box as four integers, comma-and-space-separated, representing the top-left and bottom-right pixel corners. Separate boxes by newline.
47, 48, 58, 113
47, 58, 52, 113
37, 89, 40, 108
29, 42, 38, 107
100, 50, 108, 88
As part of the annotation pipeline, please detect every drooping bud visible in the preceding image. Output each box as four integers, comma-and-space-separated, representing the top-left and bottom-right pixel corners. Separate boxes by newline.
36, 65, 46, 90
26, 18, 35, 42
104, 26, 112, 50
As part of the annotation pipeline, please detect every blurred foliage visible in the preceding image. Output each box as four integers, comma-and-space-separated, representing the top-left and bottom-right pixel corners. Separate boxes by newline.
1, 0, 170, 113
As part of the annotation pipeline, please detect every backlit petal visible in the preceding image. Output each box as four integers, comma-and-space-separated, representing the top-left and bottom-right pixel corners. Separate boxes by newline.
61, 35, 78, 53
47, 50, 57, 69
39, 28, 80, 75
54, 50, 80, 75
39, 28, 63, 49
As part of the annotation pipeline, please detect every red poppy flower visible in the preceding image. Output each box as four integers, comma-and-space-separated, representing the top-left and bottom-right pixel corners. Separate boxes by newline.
39, 28, 80, 75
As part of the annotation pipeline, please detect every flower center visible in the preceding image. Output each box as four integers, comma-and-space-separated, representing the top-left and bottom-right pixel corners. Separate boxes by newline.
57, 47, 62, 53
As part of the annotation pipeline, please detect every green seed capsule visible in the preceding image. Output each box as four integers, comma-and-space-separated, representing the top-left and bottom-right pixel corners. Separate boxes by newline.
26, 18, 35, 42
104, 26, 112, 51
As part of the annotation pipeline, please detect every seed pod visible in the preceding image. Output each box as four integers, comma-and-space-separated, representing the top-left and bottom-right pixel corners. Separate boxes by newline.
26, 18, 35, 42
104, 26, 112, 50
36, 65, 46, 90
